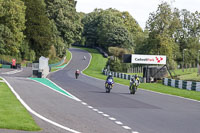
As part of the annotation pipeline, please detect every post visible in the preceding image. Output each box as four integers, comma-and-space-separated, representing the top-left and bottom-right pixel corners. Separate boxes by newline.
198, 50, 200, 75
182, 49, 187, 72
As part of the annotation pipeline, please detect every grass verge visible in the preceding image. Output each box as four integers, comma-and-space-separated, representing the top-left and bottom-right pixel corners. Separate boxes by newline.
0, 80, 40, 131
51, 49, 72, 72
76, 46, 200, 101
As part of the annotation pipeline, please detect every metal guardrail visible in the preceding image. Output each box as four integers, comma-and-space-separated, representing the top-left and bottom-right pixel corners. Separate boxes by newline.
102, 69, 143, 83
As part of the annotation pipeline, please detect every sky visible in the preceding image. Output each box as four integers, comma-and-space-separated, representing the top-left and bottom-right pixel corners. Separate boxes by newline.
76, 0, 200, 30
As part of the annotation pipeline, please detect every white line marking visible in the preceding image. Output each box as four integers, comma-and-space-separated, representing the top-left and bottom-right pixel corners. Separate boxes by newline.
80, 51, 92, 73
122, 126, 131, 130
81, 102, 87, 105
49, 51, 72, 74
46, 78, 81, 101
109, 117, 116, 121
29, 78, 80, 102
88, 106, 93, 109
81, 55, 200, 104
2, 69, 23, 75
141, 88, 200, 103
93, 109, 98, 112
1, 77, 81, 133
102, 114, 109, 117
115, 121, 123, 125
132, 131, 139, 133
97, 111, 103, 114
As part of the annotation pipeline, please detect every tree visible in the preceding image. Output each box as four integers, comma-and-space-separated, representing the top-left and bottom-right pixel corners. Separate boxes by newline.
23, 0, 53, 59
145, 2, 181, 66
45, 0, 83, 48
0, 0, 26, 55
82, 9, 101, 47
82, 8, 142, 51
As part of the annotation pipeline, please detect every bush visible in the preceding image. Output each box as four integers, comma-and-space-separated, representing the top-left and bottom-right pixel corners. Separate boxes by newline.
0, 64, 2, 68
106, 58, 122, 72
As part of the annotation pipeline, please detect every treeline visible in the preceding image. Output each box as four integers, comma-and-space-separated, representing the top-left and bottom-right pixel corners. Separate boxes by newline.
1, 1, 200, 71
138, 2, 200, 69
81, 2, 200, 71
81, 8, 143, 71
0, 0, 82, 61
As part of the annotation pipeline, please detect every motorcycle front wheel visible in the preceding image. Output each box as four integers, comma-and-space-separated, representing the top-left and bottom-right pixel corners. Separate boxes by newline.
130, 85, 136, 94
106, 85, 111, 93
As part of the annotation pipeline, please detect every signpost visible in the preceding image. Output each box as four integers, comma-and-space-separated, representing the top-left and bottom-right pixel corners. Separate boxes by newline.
123, 54, 171, 83
131, 54, 166, 65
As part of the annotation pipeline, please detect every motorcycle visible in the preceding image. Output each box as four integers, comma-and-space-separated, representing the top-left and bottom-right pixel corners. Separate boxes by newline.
105, 79, 114, 93
83, 56, 86, 60
129, 80, 139, 94
75, 71, 80, 79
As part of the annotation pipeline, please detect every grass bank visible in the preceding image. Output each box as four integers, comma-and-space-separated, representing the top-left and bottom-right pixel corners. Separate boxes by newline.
170, 68, 200, 81
51, 49, 72, 72
0, 79, 40, 131
75, 46, 200, 101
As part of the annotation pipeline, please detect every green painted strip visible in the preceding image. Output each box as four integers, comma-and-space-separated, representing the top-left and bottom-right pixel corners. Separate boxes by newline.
29, 78, 73, 98
55, 64, 67, 69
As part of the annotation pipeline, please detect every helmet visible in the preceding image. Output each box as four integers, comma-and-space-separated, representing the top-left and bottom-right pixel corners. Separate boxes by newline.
109, 73, 112, 76
77, 69, 79, 71
135, 74, 138, 78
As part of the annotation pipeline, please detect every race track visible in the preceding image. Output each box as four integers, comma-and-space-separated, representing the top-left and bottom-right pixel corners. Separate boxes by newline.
50, 48, 200, 133
1, 47, 200, 133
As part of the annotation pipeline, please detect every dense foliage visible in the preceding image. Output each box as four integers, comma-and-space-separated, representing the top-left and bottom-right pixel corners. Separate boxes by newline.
0, 1, 200, 71
45, 0, 83, 57
82, 8, 142, 51
139, 2, 200, 68
0, 0, 82, 61
0, 0, 26, 56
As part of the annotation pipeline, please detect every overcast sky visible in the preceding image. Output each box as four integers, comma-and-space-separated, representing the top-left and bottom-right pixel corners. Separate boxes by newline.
76, 0, 200, 29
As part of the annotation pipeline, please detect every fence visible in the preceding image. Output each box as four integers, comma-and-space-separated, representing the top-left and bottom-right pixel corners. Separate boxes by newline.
127, 66, 143, 73
102, 69, 143, 83
163, 78, 200, 92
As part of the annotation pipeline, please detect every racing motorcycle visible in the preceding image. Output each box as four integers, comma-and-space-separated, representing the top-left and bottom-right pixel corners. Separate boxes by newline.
129, 80, 139, 94
105, 79, 114, 93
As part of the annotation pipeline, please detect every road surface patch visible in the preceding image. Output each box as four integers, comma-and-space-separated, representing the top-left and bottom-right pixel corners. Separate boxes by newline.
1, 77, 81, 133
29, 78, 80, 101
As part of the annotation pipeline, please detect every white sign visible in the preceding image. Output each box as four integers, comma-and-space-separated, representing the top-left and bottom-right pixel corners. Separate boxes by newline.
131, 54, 166, 64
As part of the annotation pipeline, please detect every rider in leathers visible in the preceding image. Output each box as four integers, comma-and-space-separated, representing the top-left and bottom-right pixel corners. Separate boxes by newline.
129, 74, 140, 90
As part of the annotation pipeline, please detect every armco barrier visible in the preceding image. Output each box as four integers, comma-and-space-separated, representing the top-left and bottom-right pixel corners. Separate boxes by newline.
163, 78, 200, 92
102, 69, 143, 82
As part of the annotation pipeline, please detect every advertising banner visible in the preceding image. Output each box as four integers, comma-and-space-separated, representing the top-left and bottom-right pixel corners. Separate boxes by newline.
131, 54, 166, 64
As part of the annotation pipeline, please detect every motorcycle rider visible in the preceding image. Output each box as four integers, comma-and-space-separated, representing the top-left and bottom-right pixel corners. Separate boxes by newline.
105, 73, 114, 87
75, 69, 80, 79
129, 74, 140, 90
83, 56, 86, 60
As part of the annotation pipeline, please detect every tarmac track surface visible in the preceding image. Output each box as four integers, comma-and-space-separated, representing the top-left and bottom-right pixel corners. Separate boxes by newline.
0, 51, 130, 133
49, 48, 200, 133
1, 48, 200, 133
